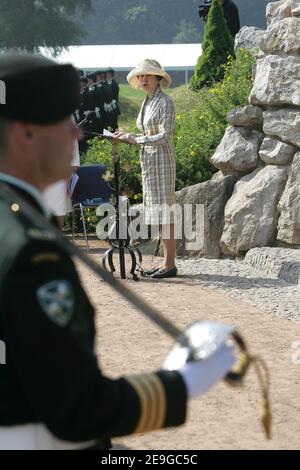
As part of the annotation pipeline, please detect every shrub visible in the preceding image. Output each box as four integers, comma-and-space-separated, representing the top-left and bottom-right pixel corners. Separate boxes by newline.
82, 131, 142, 202
173, 49, 254, 188
190, 0, 234, 91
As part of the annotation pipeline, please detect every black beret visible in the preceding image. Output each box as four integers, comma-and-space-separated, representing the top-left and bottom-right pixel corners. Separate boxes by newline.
0, 53, 80, 124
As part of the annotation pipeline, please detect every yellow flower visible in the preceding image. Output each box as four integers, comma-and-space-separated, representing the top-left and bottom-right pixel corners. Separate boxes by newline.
176, 114, 181, 120
122, 162, 132, 172
102, 170, 114, 182
190, 150, 197, 157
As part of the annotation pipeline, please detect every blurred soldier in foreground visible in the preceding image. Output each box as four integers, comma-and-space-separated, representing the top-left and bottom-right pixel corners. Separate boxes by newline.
0, 53, 235, 450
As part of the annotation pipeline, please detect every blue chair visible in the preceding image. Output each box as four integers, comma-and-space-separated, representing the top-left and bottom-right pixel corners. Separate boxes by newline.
71, 164, 113, 250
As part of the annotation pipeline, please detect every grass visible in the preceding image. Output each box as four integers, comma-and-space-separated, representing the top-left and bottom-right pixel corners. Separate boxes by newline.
119, 84, 145, 103
118, 84, 144, 129
118, 84, 178, 130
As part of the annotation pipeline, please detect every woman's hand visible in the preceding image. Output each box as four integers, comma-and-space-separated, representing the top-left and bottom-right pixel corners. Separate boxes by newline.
113, 132, 137, 145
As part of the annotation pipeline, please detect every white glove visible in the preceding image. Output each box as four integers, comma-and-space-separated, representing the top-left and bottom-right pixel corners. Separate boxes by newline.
164, 344, 235, 399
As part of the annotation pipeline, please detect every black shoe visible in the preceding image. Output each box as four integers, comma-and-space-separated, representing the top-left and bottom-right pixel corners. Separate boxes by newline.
151, 267, 177, 279
143, 267, 160, 276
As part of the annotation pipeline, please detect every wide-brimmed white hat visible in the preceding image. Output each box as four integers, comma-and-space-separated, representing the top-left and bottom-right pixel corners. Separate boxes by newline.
127, 59, 171, 89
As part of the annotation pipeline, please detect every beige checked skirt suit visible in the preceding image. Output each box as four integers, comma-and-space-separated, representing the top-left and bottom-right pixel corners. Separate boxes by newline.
134, 87, 176, 225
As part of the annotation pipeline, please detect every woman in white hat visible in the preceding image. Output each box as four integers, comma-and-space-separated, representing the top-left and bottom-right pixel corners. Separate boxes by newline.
114, 59, 177, 279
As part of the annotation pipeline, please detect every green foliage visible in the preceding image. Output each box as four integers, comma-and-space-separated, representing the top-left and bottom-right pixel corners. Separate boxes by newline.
0, 0, 91, 53
173, 20, 200, 44
82, 134, 142, 202
75, 0, 202, 45
79, 131, 142, 233
190, 0, 235, 91
76, 0, 269, 46
173, 49, 254, 188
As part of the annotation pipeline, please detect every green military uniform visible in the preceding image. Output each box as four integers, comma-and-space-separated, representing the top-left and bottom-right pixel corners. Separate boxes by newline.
0, 53, 187, 450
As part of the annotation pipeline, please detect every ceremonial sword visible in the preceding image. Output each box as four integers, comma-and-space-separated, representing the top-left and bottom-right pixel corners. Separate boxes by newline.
0, 173, 272, 439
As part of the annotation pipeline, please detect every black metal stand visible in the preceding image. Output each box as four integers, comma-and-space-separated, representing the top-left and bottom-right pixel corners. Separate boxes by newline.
101, 139, 142, 280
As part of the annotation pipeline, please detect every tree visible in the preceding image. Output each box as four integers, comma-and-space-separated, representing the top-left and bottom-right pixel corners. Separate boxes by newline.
75, 0, 202, 45
173, 20, 200, 44
75, 0, 269, 47
190, 0, 234, 91
0, 0, 92, 54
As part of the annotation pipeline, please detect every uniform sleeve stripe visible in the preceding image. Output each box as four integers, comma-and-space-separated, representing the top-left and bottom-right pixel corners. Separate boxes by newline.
125, 373, 166, 434
125, 375, 149, 434
147, 374, 166, 430
139, 375, 158, 432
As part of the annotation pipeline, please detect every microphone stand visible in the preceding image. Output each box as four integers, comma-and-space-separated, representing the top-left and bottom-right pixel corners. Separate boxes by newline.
100, 136, 142, 281
76, 117, 142, 280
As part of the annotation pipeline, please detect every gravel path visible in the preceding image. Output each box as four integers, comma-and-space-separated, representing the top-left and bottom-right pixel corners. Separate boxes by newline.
72, 239, 300, 449
175, 256, 300, 322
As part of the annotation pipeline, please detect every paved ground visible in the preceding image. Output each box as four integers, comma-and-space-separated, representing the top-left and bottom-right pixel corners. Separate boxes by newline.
74, 239, 300, 450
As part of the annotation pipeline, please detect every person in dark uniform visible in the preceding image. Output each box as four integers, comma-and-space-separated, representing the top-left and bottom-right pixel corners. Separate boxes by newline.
199, 0, 240, 38
220, 0, 240, 37
0, 53, 235, 450
93, 70, 107, 134
73, 76, 93, 154
79, 72, 101, 147
97, 70, 117, 132
106, 68, 120, 129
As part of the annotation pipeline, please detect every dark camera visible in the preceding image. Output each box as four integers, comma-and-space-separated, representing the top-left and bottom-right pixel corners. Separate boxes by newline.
198, 0, 212, 21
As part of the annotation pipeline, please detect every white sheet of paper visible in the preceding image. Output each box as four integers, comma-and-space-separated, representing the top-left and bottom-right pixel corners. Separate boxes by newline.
103, 128, 114, 137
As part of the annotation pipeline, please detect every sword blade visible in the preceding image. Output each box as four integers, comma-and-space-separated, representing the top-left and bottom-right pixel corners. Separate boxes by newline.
0, 183, 183, 343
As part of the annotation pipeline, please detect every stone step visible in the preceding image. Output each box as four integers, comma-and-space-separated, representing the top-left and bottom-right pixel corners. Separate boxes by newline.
244, 247, 300, 284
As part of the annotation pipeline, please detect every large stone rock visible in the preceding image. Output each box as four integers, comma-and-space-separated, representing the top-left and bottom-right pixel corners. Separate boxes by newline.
277, 152, 300, 244
234, 26, 265, 52
266, 0, 292, 26
176, 174, 236, 258
129, 174, 236, 259
220, 165, 288, 256
211, 126, 263, 173
263, 108, 300, 147
250, 55, 300, 107
260, 17, 300, 54
291, 0, 300, 16
259, 137, 296, 165
227, 105, 263, 129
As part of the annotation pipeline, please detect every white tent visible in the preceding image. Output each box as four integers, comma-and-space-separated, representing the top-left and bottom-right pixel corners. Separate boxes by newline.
41, 44, 202, 84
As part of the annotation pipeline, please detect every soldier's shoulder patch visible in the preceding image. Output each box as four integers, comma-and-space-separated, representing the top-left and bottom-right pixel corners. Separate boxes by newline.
36, 280, 74, 327
31, 252, 61, 265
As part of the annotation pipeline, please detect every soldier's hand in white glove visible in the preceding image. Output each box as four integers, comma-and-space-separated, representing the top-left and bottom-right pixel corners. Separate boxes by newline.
163, 344, 235, 399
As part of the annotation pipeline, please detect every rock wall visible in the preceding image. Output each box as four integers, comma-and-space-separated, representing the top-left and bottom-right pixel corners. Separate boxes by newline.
211, 0, 300, 256
137, 1, 300, 260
